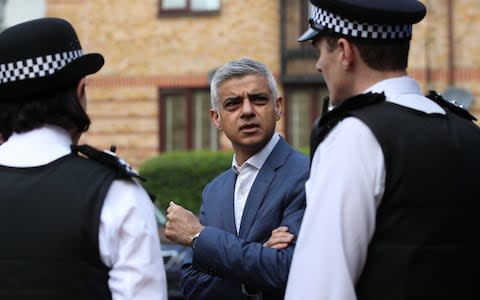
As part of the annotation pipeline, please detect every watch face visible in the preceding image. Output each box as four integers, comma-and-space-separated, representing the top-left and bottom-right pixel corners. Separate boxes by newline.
191, 236, 199, 249
191, 231, 201, 248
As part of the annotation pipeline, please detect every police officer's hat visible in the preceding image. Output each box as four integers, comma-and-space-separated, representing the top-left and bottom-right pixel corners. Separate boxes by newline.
299, 0, 427, 42
0, 18, 104, 102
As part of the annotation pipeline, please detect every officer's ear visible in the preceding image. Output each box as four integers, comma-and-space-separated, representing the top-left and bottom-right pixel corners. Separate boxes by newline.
337, 38, 354, 70
76, 78, 87, 110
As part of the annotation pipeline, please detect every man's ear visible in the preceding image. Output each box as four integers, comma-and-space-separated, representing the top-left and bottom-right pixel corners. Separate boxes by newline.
210, 108, 222, 130
337, 38, 354, 69
76, 78, 87, 109
275, 96, 284, 121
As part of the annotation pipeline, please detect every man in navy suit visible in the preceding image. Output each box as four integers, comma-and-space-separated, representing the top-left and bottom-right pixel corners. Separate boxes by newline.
165, 58, 309, 300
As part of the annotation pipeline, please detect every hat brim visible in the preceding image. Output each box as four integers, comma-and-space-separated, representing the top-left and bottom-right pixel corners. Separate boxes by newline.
0, 52, 104, 101
61, 52, 104, 79
298, 27, 322, 42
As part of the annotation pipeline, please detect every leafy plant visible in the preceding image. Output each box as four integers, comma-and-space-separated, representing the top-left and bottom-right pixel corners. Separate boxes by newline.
139, 150, 233, 213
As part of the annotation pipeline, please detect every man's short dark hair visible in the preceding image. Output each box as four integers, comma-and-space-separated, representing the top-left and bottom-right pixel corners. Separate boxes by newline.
323, 34, 410, 71
0, 83, 90, 140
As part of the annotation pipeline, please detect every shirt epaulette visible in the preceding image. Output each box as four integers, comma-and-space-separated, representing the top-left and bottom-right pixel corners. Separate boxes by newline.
426, 90, 477, 121
71, 144, 146, 181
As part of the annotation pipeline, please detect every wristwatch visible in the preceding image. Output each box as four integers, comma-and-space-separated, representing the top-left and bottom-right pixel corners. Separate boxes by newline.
191, 232, 201, 249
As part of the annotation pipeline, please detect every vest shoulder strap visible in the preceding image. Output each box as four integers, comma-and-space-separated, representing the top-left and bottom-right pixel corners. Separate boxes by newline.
71, 144, 145, 181
427, 90, 477, 121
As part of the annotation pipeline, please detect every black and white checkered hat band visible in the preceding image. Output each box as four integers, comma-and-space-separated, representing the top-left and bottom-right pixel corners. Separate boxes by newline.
312, 6, 412, 39
0, 49, 84, 83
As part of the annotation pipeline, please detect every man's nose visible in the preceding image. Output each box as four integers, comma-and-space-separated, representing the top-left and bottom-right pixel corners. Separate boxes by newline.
241, 98, 254, 114
315, 59, 322, 73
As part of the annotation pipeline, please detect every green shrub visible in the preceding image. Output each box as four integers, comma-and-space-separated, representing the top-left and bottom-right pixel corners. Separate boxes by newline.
139, 150, 233, 213
298, 146, 309, 157
139, 146, 310, 214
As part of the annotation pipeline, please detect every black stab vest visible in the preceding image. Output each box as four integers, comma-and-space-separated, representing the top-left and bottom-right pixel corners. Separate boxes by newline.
0, 154, 119, 300
310, 92, 480, 299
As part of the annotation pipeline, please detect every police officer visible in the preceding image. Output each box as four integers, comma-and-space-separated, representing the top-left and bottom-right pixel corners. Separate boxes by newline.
0, 18, 167, 299
285, 1, 480, 299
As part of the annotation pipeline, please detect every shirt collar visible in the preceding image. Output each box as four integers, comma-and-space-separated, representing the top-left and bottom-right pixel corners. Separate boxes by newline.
0, 125, 73, 166
365, 75, 422, 98
364, 75, 445, 114
232, 133, 280, 174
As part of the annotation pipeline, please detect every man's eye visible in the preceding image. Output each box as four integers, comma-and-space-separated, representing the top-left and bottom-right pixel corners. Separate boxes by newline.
224, 100, 240, 110
251, 96, 268, 104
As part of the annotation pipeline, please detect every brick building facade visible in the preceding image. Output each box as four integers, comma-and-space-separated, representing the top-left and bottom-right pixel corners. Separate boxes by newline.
43, 0, 480, 167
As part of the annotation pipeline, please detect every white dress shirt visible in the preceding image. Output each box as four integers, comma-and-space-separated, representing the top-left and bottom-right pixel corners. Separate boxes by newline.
285, 76, 445, 299
0, 125, 168, 300
232, 133, 280, 233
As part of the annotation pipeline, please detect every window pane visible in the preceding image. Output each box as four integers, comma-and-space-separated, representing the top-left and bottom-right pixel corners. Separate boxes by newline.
193, 91, 218, 150
164, 94, 186, 151
162, 0, 187, 9
2, 0, 46, 29
316, 89, 330, 117
288, 91, 311, 149
0, 0, 7, 31
191, 0, 220, 11
309, 2, 315, 16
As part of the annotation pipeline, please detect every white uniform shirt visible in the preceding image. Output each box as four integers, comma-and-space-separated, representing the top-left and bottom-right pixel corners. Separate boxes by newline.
285, 76, 445, 299
0, 125, 168, 300
232, 133, 280, 233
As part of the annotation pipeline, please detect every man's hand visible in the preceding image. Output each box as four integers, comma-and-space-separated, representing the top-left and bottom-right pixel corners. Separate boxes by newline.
165, 201, 205, 247
263, 226, 295, 249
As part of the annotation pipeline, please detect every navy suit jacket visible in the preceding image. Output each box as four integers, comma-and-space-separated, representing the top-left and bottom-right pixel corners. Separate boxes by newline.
180, 137, 309, 300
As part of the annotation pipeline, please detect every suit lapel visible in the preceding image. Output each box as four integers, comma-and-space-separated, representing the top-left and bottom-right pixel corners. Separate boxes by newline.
220, 169, 237, 235
238, 164, 275, 238
237, 138, 290, 238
